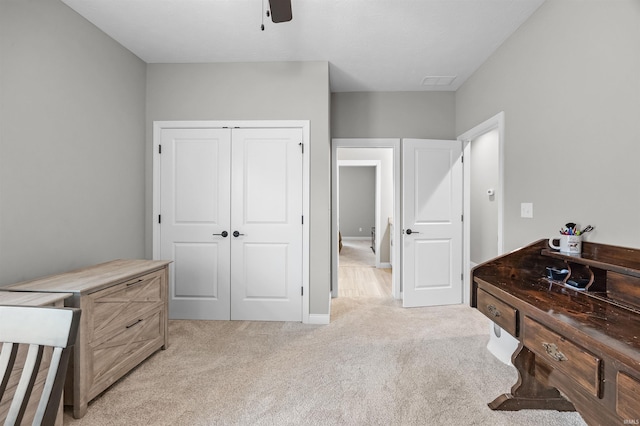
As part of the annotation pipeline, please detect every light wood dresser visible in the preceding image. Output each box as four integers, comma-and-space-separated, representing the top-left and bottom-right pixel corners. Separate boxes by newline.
4, 259, 171, 419
0, 291, 72, 426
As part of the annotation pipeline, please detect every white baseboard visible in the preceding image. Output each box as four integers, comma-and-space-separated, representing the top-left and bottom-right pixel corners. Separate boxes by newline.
306, 293, 332, 325
378, 262, 391, 268
308, 314, 330, 325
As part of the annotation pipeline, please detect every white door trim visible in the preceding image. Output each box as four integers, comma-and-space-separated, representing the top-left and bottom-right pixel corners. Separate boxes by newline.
457, 112, 505, 306
331, 138, 401, 301
337, 160, 382, 268
153, 120, 311, 323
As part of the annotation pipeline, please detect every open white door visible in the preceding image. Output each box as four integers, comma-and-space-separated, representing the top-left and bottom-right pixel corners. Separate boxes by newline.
402, 139, 463, 308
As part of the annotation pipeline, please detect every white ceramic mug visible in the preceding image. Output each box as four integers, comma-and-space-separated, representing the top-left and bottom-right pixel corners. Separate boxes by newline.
549, 235, 582, 254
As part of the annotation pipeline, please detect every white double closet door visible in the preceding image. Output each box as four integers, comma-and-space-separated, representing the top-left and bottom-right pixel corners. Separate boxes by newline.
159, 126, 303, 321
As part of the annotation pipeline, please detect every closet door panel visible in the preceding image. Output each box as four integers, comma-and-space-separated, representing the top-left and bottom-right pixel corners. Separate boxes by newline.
230, 128, 303, 321
160, 128, 231, 320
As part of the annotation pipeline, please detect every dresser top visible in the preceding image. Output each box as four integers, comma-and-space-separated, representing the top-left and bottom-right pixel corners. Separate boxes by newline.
5, 259, 171, 295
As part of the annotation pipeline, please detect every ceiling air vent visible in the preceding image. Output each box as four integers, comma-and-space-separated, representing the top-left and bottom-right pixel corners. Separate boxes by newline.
421, 76, 457, 86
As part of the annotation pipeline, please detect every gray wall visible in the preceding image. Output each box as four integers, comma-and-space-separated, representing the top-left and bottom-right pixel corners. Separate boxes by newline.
145, 62, 331, 315
339, 166, 375, 238
456, 0, 640, 251
332, 92, 456, 139
470, 129, 499, 264
0, 0, 147, 286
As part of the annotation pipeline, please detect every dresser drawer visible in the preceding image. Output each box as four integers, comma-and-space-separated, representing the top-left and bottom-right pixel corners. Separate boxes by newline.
617, 371, 640, 420
476, 288, 518, 337
89, 270, 164, 341
87, 306, 164, 399
524, 317, 602, 397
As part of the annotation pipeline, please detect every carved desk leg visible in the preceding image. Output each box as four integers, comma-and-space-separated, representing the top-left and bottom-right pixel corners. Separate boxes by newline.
488, 344, 576, 411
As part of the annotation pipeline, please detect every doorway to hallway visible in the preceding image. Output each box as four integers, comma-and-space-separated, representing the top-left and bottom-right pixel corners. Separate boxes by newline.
332, 140, 400, 302
331, 137, 463, 308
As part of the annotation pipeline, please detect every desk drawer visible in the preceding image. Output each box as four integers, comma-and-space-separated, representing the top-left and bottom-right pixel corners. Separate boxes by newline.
617, 371, 640, 420
476, 288, 518, 337
524, 317, 601, 397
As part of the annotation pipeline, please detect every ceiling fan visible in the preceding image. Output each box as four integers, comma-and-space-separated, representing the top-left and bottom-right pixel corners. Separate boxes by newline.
268, 0, 292, 23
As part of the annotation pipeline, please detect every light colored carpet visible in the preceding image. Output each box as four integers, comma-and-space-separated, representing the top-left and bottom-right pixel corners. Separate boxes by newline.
64, 298, 587, 425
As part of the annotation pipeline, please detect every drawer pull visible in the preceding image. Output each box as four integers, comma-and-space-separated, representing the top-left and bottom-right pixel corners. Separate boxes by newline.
542, 342, 568, 361
126, 319, 143, 329
127, 279, 144, 287
486, 304, 501, 317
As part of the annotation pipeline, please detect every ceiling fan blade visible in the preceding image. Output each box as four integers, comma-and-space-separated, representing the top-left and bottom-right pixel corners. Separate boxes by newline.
269, 0, 292, 23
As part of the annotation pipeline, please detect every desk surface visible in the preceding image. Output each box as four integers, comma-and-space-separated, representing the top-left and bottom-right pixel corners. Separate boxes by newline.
0, 290, 72, 306
472, 240, 640, 360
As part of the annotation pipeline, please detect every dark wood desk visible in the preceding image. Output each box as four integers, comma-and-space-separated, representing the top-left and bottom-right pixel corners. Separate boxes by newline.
471, 240, 640, 425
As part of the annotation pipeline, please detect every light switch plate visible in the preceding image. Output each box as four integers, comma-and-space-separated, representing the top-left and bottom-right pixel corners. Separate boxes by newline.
521, 203, 533, 218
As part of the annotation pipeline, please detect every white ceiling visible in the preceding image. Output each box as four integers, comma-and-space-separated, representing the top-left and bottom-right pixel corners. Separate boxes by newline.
61, 0, 545, 92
